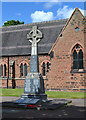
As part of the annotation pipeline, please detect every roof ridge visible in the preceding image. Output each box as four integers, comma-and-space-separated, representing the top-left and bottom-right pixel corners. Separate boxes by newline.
1, 19, 67, 29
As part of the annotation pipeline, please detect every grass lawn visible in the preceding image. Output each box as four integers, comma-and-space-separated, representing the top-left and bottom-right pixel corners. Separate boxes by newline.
46, 91, 86, 99
0, 88, 86, 99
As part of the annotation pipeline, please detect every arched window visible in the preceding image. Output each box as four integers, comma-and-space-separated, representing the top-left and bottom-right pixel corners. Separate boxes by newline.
0, 65, 1, 77
4, 64, 6, 76
20, 63, 23, 77
24, 63, 27, 76
47, 62, 50, 72
73, 50, 78, 69
43, 62, 45, 76
78, 50, 83, 69
72, 44, 83, 70
1, 64, 3, 76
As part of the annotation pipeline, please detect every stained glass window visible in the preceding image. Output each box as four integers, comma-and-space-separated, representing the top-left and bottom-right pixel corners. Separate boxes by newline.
4, 64, 6, 76
47, 62, 50, 72
43, 62, 45, 76
25, 63, 27, 76
76, 45, 80, 49
73, 50, 78, 69
20, 63, 23, 77
73, 49, 83, 69
1, 65, 3, 76
78, 50, 83, 69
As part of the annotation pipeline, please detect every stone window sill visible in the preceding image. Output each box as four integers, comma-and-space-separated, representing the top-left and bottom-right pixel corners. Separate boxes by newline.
0, 76, 7, 78
20, 76, 24, 78
71, 69, 85, 73
20, 77, 25, 79
0, 77, 7, 80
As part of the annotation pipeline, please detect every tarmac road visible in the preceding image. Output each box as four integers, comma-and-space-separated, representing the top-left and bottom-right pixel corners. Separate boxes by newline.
0, 97, 86, 119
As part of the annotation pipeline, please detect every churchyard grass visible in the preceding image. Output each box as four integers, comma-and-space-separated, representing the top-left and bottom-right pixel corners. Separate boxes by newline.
46, 91, 86, 99
0, 88, 24, 97
0, 88, 86, 99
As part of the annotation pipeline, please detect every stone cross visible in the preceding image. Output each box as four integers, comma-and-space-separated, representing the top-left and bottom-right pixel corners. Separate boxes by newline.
15, 26, 47, 104
27, 26, 42, 55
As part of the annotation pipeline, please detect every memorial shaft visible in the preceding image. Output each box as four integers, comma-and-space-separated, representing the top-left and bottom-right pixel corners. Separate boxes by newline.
30, 37, 38, 73
27, 26, 42, 73
24, 26, 45, 94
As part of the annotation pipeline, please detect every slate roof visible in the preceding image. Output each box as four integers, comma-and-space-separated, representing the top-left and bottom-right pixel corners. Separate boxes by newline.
0, 19, 67, 56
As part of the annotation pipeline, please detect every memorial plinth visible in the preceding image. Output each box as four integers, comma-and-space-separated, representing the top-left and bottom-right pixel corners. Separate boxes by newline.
15, 26, 47, 105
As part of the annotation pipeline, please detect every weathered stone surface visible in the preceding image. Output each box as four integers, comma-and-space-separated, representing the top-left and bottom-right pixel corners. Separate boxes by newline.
2, 99, 72, 110
23, 26, 45, 95
24, 73, 45, 94
30, 55, 38, 73
15, 26, 47, 105
27, 26, 42, 56
15, 97, 40, 104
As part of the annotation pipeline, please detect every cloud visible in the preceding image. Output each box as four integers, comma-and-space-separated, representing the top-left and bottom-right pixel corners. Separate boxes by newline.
56, 6, 74, 19
44, 0, 61, 9
44, 2, 59, 9
56, 6, 84, 19
31, 11, 54, 22
31, 6, 85, 23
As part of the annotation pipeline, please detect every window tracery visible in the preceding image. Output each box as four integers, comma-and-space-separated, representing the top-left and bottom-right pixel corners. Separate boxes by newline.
72, 44, 84, 72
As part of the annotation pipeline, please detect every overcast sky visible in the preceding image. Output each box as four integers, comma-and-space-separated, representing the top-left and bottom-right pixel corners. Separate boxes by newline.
0, 1, 85, 26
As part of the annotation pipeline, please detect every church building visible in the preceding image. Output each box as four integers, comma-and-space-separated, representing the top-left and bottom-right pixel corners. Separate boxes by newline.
0, 8, 86, 91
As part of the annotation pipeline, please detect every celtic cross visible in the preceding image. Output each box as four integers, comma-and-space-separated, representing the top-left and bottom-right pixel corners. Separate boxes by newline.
27, 26, 42, 55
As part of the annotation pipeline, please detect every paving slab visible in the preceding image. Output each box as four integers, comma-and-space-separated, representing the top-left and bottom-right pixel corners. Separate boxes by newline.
0, 96, 86, 107
1, 97, 86, 119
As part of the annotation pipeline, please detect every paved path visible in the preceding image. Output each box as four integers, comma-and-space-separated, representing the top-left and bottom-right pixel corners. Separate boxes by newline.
0, 97, 86, 119
0, 96, 85, 107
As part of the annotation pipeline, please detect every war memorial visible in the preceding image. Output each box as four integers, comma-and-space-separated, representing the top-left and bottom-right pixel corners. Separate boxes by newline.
2, 26, 71, 109
14, 26, 47, 106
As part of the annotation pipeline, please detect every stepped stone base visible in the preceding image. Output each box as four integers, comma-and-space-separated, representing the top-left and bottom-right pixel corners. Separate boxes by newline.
14, 93, 47, 105
14, 72, 47, 105
2, 99, 72, 110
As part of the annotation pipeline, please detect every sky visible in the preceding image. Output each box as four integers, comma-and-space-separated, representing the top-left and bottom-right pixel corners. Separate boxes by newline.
0, 1, 85, 27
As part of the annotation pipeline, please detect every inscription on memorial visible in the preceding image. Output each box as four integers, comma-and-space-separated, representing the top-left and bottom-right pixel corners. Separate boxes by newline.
24, 77, 40, 93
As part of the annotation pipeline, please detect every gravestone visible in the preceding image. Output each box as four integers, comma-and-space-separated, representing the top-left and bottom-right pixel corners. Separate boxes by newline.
15, 26, 47, 105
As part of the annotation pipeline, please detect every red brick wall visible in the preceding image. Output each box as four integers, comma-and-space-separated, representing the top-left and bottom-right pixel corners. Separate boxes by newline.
0, 55, 50, 88
46, 9, 86, 91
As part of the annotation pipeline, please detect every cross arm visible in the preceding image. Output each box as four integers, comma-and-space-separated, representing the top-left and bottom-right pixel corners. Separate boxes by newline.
29, 39, 32, 43
36, 39, 41, 43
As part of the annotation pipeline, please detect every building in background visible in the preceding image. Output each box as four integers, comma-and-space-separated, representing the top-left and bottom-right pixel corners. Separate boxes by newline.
0, 8, 86, 91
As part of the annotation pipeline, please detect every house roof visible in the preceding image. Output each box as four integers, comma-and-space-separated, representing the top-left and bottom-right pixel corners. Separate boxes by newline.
0, 19, 67, 56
